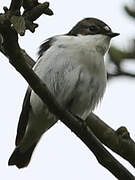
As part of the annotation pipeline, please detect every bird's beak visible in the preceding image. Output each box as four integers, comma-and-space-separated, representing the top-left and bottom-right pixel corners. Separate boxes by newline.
107, 31, 120, 38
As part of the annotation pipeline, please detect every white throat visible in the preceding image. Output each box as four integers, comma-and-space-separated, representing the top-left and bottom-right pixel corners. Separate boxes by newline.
53, 34, 111, 56
77, 34, 111, 55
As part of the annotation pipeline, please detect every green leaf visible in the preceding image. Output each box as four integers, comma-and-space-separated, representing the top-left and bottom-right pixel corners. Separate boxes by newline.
10, 16, 26, 36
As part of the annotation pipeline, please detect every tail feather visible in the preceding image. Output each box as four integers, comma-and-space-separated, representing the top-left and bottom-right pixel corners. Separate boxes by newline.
8, 143, 37, 169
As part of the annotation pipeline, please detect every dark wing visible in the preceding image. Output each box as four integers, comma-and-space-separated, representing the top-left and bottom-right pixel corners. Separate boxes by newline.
38, 37, 54, 58
15, 88, 31, 146
15, 37, 55, 146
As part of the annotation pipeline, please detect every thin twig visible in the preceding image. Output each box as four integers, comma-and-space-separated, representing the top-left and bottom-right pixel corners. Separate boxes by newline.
107, 71, 135, 80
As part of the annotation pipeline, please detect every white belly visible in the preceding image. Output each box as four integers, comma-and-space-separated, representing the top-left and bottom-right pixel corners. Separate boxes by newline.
67, 68, 106, 119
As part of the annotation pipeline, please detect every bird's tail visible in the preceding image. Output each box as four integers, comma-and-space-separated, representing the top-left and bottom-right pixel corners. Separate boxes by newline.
8, 142, 37, 169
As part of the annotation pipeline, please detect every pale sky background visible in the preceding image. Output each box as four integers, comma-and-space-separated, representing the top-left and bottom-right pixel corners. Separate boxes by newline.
0, 0, 135, 179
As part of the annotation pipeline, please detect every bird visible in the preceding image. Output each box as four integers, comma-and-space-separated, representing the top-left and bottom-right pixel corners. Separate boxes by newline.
8, 17, 119, 168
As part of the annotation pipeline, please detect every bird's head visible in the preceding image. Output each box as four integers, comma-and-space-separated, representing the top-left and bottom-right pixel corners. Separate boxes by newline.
68, 18, 120, 55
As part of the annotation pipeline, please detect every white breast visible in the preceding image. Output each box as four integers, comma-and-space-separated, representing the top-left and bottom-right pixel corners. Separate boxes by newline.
32, 34, 108, 119
20, 34, 109, 152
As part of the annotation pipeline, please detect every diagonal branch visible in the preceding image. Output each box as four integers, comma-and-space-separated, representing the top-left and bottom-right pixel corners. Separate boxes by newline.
86, 113, 135, 168
0, 0, 135, 179
11, 37, 135, 169
0, 22, 135, 179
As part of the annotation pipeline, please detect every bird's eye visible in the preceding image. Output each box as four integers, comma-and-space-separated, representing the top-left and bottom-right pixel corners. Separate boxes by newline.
89, 25, 98, 32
